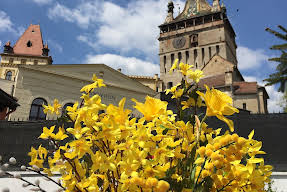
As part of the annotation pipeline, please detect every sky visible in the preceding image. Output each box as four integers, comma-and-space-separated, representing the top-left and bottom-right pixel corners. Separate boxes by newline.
0, 0, 286, 112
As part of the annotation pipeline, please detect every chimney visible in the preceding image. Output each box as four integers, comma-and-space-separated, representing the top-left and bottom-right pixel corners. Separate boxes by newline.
42, 43, 49, 56
225, 68, 233, 85
4, 41, 14, 54
154, 74, 159, 81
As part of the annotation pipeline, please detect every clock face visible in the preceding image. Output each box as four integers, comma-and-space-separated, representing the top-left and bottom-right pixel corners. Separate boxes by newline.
173, 37, 186, 49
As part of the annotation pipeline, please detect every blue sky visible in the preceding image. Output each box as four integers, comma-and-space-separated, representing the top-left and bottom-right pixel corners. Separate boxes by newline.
0, 0, 286, 112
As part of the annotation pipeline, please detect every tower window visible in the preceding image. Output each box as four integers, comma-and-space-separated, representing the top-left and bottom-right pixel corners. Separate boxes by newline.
178, 52, 182, 63
190, 34, 198, 48
185, 51, 189, 64
171, 54, 174, 66
27, 41, 32, 47
202, 48, 205, 63
194, 49, 198, 65
243, 103, 247, 110
21, 59, 27, 64
34, 60, 38, 65
216, 45, 220, 54
9, 58, 14, 64
164, 56, 167, 73
5, 71, 12, 81
167, 82, 173, 89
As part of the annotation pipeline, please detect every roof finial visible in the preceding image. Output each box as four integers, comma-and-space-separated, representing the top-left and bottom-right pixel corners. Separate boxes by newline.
212, 0, 221, 12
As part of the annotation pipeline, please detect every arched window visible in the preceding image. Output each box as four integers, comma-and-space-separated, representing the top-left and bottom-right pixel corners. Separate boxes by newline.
5, 71, 12, 81
62, 103, 74, 116
29, 98, 47, 120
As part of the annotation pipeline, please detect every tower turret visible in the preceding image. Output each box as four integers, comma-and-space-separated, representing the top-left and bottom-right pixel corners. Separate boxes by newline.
165, 1, 174, 23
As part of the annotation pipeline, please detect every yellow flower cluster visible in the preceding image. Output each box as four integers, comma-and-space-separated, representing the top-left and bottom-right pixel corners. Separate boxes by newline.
28, 61, 272, 192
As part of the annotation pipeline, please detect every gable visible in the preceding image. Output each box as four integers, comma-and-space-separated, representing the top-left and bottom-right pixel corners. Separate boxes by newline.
201, 55, 234, 76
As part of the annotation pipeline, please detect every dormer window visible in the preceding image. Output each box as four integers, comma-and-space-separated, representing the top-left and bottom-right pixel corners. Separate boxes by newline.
27, 41, 32, 47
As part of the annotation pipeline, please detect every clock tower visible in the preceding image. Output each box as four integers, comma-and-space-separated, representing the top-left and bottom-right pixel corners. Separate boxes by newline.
159, 0, 237, 89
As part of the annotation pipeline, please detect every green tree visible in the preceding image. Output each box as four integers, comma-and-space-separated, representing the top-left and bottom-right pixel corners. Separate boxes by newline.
264, 25, 287, 93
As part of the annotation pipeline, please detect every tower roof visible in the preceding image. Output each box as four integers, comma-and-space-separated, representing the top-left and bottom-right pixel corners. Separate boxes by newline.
13, 24, 44, 56
175, 0, 212, 20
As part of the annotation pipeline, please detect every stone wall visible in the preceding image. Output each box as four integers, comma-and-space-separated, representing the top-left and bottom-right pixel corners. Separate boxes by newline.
1, 113, 287, 171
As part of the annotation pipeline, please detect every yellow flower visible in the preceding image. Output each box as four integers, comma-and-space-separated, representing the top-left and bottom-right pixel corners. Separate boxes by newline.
166, 84, 184, 99
43, 99, 62, 115
169, 59, 179, 74
39, 125, 56, 140
132, 96, 168, 121
179, 62, 192, 76
197, 85, 239, 132
54, 127, 69, 140
80, 74, 106, 93
181, 97, 204, 110
187, 69, 204, 83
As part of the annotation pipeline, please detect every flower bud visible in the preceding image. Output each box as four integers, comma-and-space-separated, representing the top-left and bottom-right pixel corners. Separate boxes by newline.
22, 183, 29, 188
14, 173, 21, 179
21, 165, 26, 171
32, 165, 40, 171
9, 157, 16, 165
3, 163, 9, 170
35, 179, 40, 186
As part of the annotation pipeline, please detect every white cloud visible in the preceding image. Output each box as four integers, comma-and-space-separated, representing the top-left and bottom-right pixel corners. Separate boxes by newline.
77, 35, 98, 49
243, 75, 284, 113
84, 54, 160, 76
237, 46, 269, 70
48, 2, 101, 28
0, 11, 14, 33
31, 0, 53, 5
47, 39, 63, 53
49, 0, 185, 59
0, 40, 2, 47
265, 85, 284, 113
0, 10, 24, 36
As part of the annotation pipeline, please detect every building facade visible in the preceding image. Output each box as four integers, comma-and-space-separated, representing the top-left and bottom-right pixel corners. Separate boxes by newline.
155, 0, 269, 113
0, 25, 157, 121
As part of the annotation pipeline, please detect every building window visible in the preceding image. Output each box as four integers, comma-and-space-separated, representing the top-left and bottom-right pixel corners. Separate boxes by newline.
171, 54, 174, 66
21, 59, 27, 64
62, 103, 74, 116
185, 51, 189, 64
34, 60, 38, 65
178, 52, 182, 63
156, 86, 159, 92
209, 47, 212, 59
164, 56, 167, 73
27, 41, 32, 47
202, 48, 205, 63
194, 49, 198, 65
167, 82, 173, 89
216, 45, 220, 55
243, 103, 247, 110
9, 58, 14, 64
5, 71, 12, 81
29, 98, 48, 121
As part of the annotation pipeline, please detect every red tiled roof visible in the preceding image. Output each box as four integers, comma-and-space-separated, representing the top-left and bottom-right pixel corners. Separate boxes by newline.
233, 82, 258, 94
13, 24, 44, 56
198, 73, 226, 88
